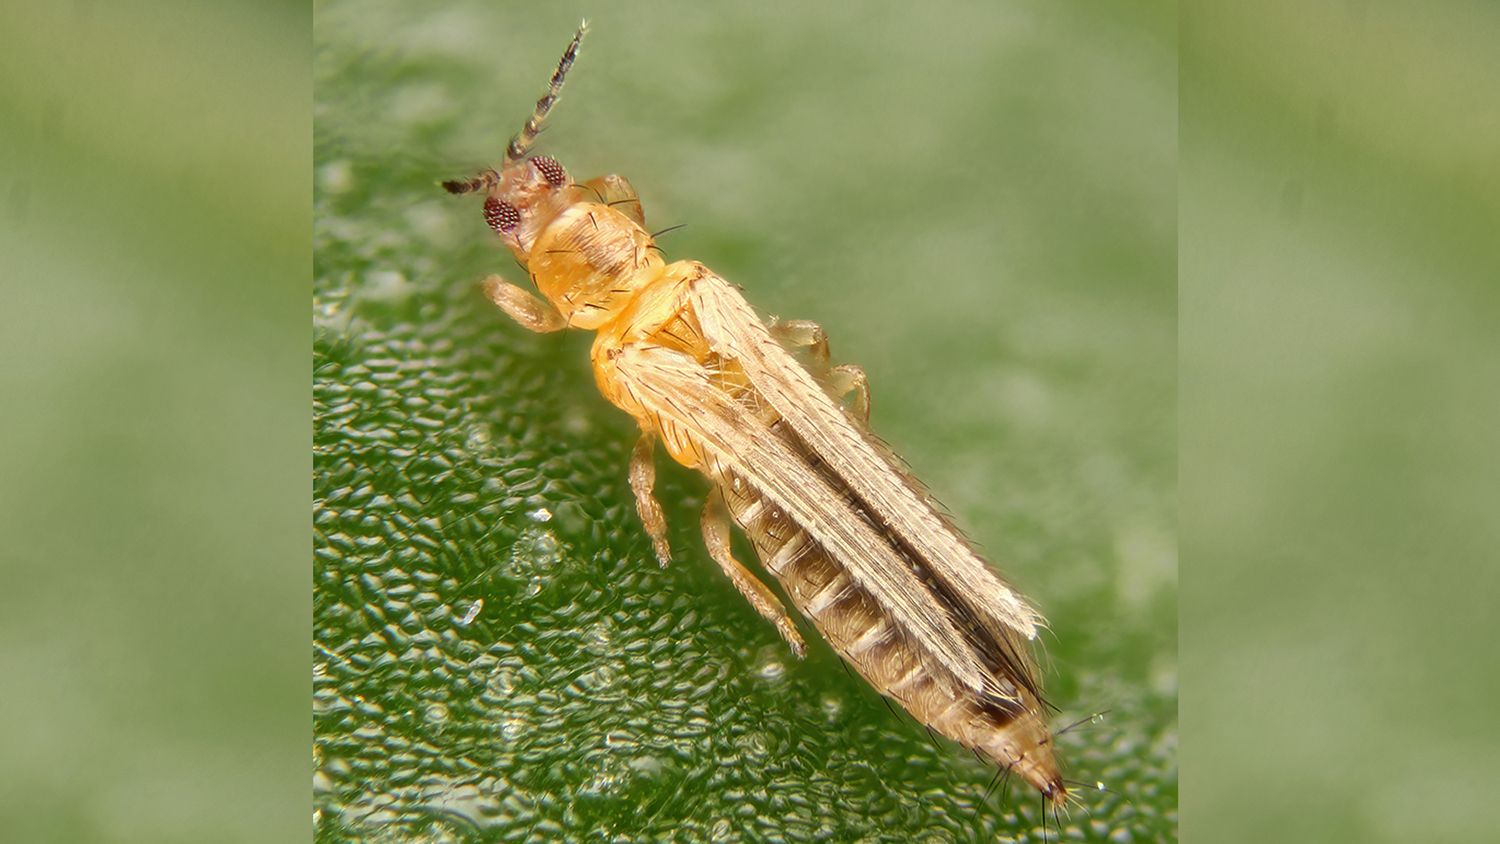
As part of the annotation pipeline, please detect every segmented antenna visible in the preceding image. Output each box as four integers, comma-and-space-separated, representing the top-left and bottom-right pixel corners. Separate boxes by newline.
441, 23, 587, 196
504, 21, 588, 164
440, 169, 499, 195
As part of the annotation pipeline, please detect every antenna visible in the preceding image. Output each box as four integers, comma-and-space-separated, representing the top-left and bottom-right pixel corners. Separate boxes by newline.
504, 21, 588, 164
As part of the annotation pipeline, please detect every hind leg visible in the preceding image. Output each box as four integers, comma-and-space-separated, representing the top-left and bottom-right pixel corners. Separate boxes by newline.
700, 491, 806, 657
769, 318, 871, 423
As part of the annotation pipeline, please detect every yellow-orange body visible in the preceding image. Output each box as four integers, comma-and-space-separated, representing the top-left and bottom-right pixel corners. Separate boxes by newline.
443, 25, 1068, 806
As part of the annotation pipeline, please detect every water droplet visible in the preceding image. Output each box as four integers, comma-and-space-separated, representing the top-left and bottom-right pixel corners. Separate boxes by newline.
576, 664, 616, 693
465, 425, 493, 451
313, 298, 345, 329
500, 714, 528, 739
528, 507, 553, 523
363, 269, 412, 302
821, 695, 843, 722
741, 733, 769, 758
584, 621, 612, 656
488, 667, 516, 695
628, 754, 663, 779
390, 82, 452, 126
457, 599, 483, 626
562, 409, 592, 436
318, 159, 354, 193
404, 201, 454, 246
528, 530, 559, 555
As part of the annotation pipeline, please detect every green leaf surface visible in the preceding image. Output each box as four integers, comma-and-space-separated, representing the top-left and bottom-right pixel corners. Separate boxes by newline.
315, 2, 1176, 841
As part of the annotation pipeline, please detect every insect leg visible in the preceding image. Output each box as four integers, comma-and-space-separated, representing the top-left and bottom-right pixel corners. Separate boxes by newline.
768, 319, 830, 368
769, 319, 870, 422
700, 490, 807, 658
483, 275, 568, 333
628, 432, 673, 566
826, 364, 870, 424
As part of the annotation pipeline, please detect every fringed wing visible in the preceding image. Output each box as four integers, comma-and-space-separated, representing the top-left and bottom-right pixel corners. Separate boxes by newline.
687, 272, 1045, 700
613, 342, 992, 696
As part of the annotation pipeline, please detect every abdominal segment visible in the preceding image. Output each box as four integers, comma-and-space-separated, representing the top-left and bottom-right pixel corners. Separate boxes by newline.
708, 455, 1060, 794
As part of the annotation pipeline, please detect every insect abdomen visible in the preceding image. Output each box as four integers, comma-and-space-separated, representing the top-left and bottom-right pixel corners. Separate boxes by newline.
713, 469, 1040, 761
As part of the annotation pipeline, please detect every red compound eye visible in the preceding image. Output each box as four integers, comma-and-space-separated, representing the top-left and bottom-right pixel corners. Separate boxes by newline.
530, 155, 568, 187
484, 197, 520, 234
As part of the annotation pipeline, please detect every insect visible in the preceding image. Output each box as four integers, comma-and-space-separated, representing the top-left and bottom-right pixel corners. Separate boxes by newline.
443, 24, 1068, 807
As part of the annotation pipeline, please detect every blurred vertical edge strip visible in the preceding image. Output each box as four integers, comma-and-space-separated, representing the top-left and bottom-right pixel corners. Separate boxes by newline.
0, 2, 310, 843
1182, 1, 1500, 842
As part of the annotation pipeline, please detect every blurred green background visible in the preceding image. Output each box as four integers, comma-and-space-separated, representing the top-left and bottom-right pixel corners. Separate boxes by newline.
24, 1, 1492, 842
0, 1, 308, 842
1182, 2, 1499, 842
315, 1, 1174, 841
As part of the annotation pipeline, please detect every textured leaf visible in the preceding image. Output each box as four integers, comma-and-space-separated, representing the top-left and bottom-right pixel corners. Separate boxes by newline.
315, 3, 1176, 840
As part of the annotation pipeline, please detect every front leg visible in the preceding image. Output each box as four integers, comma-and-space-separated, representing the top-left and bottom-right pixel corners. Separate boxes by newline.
628, 432, 673, 566
483, 275, 568, 333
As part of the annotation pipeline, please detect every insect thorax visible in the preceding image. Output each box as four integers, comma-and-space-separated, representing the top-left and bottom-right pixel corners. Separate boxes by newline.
529, 202, 666, 329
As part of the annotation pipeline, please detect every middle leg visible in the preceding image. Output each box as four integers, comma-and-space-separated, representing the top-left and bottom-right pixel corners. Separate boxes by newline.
628, 432, 673, 567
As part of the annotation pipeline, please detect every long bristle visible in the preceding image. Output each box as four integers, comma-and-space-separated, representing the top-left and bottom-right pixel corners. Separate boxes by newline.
504, 21, 588, 164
